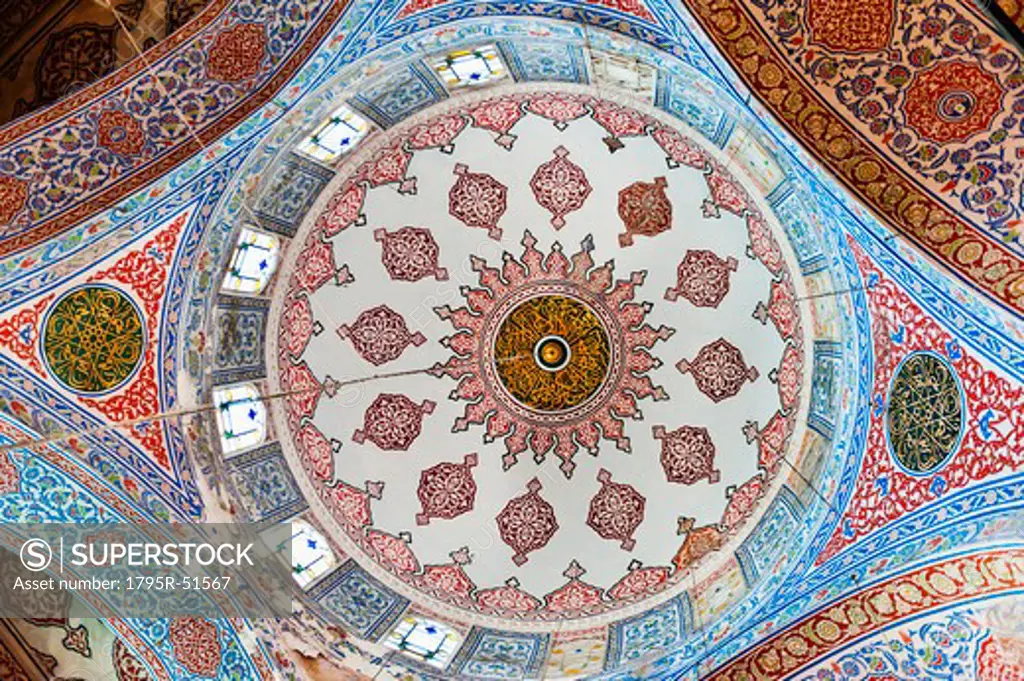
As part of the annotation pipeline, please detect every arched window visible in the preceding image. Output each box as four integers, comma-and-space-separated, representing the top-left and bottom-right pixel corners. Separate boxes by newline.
213, 384, 266, 454
222, 227, 280, 294
287, 520, 337, 589
385, 616, 461, 668
296, 105, 369, 164
433, 45, 506, 88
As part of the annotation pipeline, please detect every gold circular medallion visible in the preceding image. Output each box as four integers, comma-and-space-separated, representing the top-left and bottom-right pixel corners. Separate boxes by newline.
43, 285, 145, 394
494, 295, 611, 412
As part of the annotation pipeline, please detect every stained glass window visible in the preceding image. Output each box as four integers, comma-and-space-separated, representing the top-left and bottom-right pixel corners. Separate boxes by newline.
433, 45, 506, 88
222, 227, 280, 294
384, 616, 461, 668
296, 105, 369, 164
286, 520, 336, 589
213, 384, 266, 454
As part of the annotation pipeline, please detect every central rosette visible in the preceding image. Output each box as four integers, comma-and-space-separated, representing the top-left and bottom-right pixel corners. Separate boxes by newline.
494, 295, 611, 411
431, 231, 673, 478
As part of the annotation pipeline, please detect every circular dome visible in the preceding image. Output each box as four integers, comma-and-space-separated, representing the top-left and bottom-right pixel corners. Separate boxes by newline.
270, 86, 813, 630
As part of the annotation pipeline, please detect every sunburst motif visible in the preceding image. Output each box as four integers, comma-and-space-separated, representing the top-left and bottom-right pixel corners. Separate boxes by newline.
430, 231, 673, 478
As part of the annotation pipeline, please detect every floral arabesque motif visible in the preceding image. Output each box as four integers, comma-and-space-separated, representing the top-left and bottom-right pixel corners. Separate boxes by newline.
336, 305, 426, 366
206, 23, 267, 82
168, 618, 221, 677
352, 393, 435, 451
586, 468, 646, 551
0, 176, 28, 227
430, 231, 672, 478
677, 338, 759, 403
529, 145, 592, 228
416, 453, 478, 525
96, 109, 146, 157
761, 0, 1023, 243
448, 163, 507, 239
374, 226, 448, 282
496, 477, 559, 566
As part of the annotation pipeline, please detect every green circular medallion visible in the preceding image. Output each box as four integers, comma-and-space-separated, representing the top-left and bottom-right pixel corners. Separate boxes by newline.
43, 285, 145, 394
886, 352, 963, 474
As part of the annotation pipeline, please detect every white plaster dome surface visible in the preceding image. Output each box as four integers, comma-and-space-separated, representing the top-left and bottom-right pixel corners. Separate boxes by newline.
268, 84, 816, 631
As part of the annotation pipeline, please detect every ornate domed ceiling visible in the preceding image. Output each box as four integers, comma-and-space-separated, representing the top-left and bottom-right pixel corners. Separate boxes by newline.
270, 86, 814, 631
0, 0, 1019, 680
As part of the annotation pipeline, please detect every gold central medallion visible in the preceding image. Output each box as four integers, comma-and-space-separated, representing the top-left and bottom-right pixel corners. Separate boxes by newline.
494, 295, 611, 412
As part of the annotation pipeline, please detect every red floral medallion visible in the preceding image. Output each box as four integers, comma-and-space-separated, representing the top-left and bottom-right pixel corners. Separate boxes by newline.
903, 61, 1005, 145
746, 212, 784, 277
806, 0, 895, 53
280, 293, 316, 359
297, 422, 337, 482
608, 564, 671, 600
331, 480, 383, 527
168, 618, 221, 677
664, 250, 738, 308
290, 233, 353, 293
281, 359, 323, 428
420, 551, 476, 600
703, 163, 750, 217
590, 99, 649, 138
720, 474, 766, 531
337, 305, 425, 366
544, 562, 603, 613
530, 146, 592, 228
205, 23, 267, 82
652, 127, 707, 170
526, 94, 588, 129
374, 227, 448, 282
320, 182, 367, 237
0, 175, 29, 227
360, 143, 416, 192
352, 393, 435, 451
496, 478, 558, 566
586, 469, 646, 551
617, 176, 672, 246
367, 530, 419, 573
448, 163, 507, 239
96, 109, 145, 157
407, 113, 467, 152
753, 274, 799, 341
772, 342, 803, 413
743, 410, 792, 474
467, 98, 525, 149
416, 453, 478, 525
653, 424, 721, 485
677, 338, 759, 403
476, 577, 541, 612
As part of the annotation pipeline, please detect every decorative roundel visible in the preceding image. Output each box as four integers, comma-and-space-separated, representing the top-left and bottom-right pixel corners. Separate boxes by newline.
936, 90, 976, 123
42, 285, 145, 394
886, 351, 964, 475
494, 294, 611, 412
